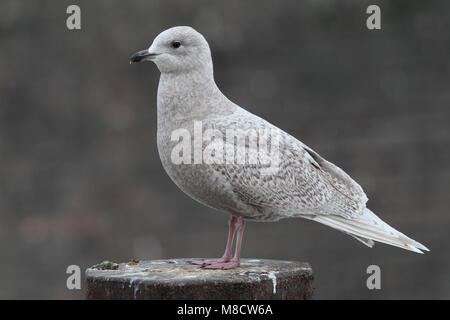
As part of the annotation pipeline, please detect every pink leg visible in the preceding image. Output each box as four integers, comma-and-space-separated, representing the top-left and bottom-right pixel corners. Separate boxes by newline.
190, 216, 238, 265
204, 217, 246, 270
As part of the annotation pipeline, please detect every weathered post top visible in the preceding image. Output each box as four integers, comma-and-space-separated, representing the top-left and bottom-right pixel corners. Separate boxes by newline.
86, 258, 314, 300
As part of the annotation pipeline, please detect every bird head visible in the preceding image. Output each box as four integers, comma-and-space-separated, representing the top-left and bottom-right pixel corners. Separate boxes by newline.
130, 26, 213, 75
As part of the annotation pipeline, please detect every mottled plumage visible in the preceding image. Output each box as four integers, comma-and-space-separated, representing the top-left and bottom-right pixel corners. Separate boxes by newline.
131, 26, 428, 268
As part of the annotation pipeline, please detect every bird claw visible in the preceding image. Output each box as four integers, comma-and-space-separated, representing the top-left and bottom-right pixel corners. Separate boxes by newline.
190, 258, 229, 266
202, 260, 240, 270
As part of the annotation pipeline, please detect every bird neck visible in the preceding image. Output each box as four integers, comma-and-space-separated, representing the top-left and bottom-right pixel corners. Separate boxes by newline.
157, 68, 226, 121
160, 64, 215, 91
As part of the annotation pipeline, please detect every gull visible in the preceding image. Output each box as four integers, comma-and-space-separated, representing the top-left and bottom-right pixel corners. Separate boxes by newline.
130, 26, 429, 269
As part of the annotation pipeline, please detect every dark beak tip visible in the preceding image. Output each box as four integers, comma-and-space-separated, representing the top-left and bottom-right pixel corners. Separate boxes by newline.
130, 49, 156, 64
130, 53, 142, 63
130, 50, 158, 64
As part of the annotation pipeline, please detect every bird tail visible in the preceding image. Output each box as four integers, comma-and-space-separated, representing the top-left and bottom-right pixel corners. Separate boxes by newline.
309, 208, 429, 254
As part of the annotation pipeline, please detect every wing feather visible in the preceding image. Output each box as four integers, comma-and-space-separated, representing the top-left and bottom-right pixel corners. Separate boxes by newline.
206, 109, 368, 219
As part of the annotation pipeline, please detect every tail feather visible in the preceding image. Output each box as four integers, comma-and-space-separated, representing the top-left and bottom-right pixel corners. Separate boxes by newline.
347, 233, 375, 248
309, 208, 429, 253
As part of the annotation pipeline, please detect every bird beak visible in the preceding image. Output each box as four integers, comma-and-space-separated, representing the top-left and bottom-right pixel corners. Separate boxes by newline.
130, 50, 159, 63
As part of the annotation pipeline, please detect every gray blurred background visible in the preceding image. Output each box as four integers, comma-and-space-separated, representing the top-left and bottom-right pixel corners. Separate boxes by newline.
1, 0, 449, 299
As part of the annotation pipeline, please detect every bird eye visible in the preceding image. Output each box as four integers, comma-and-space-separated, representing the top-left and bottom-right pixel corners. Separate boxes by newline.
171, 41, 181, 49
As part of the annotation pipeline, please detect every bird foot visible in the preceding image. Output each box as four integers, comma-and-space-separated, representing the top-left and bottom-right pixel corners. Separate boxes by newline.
190, 258, 229, 266
202, 260, 240, 270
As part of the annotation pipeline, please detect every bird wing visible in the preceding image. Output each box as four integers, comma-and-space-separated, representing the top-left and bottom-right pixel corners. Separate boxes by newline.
206, 108, 368, 219
202, 108, 429, 253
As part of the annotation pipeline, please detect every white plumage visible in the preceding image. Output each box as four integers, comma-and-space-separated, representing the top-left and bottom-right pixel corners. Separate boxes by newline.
131, 26, 428, 268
